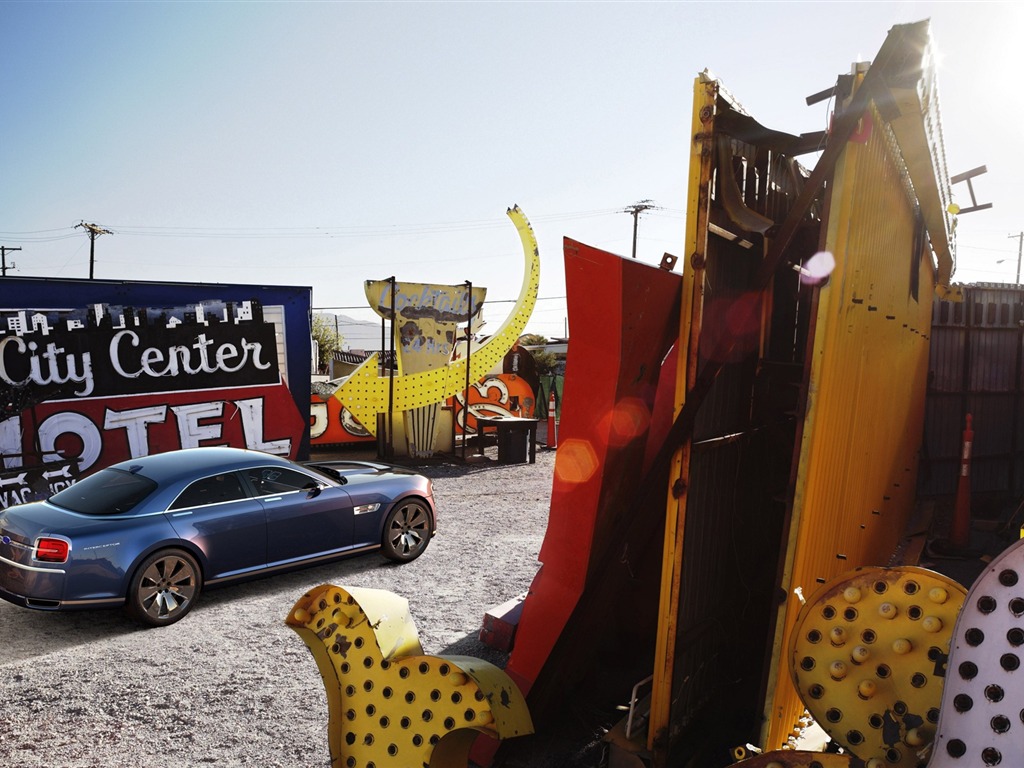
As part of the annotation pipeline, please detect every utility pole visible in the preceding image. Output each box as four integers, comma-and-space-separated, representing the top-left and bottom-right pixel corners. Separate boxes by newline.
1, 246, 21, 276
1010, 232, 1023, 286
75, 221, 113, 279
624, 200, 656, 259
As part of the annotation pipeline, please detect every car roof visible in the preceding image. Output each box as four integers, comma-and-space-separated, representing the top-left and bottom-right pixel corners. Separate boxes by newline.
105, 447, 291, 485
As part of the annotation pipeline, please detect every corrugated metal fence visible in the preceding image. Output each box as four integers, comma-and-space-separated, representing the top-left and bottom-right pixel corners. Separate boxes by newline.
923, 283, 1024, 501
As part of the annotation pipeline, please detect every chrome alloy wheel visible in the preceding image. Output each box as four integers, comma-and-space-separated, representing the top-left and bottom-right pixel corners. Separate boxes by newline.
129, 550, 201, 626
382, 499, 433, 562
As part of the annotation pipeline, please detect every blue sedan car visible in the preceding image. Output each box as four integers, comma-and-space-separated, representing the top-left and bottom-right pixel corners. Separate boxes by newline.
0, 447, 436, 626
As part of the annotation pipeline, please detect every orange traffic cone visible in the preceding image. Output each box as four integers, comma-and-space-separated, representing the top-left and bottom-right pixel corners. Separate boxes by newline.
546, 389, 558, 449
949, 413, 974, 551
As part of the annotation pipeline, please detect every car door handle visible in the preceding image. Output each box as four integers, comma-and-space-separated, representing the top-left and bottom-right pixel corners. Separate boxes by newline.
263, 496, 283, 502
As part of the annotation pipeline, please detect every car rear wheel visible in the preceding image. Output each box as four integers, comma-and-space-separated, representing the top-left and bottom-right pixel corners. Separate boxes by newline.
381, 499, 432, 562
126, 549, 202, 627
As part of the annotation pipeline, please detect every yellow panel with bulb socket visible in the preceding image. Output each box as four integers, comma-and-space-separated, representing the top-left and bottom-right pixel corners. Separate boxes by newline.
789, 567, 966, 768
286, 584, 533, 768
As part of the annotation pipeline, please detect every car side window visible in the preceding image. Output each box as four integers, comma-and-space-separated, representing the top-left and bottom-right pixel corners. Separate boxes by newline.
170, 473, 247, 510
246, 467, 320, 496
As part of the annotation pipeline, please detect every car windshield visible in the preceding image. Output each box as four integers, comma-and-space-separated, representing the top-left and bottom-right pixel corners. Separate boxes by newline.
49, 468, 158, 515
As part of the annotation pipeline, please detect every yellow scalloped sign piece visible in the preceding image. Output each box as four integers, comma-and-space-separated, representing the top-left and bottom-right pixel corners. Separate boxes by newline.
287, 584, 533, 768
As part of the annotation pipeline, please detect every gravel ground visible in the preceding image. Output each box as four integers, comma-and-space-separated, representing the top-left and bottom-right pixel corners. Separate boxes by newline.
0, 447, 563, 768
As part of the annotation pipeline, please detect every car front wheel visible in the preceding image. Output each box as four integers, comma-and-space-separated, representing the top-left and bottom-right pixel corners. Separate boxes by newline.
126, 548, 202, 627
381, 499, 433, 562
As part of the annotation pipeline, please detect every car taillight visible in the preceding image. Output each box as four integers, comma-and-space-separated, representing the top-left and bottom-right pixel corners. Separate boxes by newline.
35, 537, 70, 563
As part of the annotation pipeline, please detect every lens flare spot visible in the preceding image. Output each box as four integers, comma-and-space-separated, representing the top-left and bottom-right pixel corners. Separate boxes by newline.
554, 439, 600, 485
725, 292, 763, 338
799, 251, 836, 285
704, 293, 762, 363
599, 397, 652, 447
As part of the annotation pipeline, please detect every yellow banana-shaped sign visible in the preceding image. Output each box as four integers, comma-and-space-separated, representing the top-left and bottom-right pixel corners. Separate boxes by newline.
334, 206, 540, 437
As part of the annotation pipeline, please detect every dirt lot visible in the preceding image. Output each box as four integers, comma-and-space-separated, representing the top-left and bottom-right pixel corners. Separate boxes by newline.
0, 448, 587, 768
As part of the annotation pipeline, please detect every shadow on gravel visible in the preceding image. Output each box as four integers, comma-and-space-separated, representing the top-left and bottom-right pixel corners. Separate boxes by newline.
0, 602, 139, 663
439, 631, 510, 668
0, 552, 390, 664
311, 443, 557, 480
197, 550, 385, 609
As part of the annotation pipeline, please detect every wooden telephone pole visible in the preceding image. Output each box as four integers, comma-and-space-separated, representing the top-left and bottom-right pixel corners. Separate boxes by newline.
0, 246, 21, 276
625, 200, 656, 259
75, 222, 113, 279
1010, 232, 1023, 286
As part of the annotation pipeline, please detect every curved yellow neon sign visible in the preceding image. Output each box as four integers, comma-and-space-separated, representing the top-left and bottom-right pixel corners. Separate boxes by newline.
333, 205, 540, 437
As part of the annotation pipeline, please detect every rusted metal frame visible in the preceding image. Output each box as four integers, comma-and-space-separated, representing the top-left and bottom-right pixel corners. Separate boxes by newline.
719, 135, 774, 234
754, 145, 771, 224
756, 144, 839, 750
1014, 302, 1023, 497
715, 107, 827, 158
949, 165, 992, 215
640, 56, 898, 503
645, 35, 911, 763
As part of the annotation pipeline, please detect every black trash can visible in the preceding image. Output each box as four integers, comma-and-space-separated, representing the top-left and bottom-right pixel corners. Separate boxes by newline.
496, 426, 529, 464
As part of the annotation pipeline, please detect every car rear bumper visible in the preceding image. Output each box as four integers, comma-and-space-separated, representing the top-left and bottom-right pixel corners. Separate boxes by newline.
0, 570, 123, 611
0, 553, 68, 610
1, 550, 65, 588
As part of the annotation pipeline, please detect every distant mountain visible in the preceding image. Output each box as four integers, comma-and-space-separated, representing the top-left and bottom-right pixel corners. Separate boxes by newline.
314, 313, 381, 352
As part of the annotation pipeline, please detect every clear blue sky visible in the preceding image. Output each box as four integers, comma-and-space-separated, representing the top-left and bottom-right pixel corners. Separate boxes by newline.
2, 1, 1021, 342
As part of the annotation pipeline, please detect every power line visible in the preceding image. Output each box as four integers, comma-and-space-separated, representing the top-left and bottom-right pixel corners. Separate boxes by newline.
0, 232, 80, 243
0, 207, 645, 244
2, 206, 691, 279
